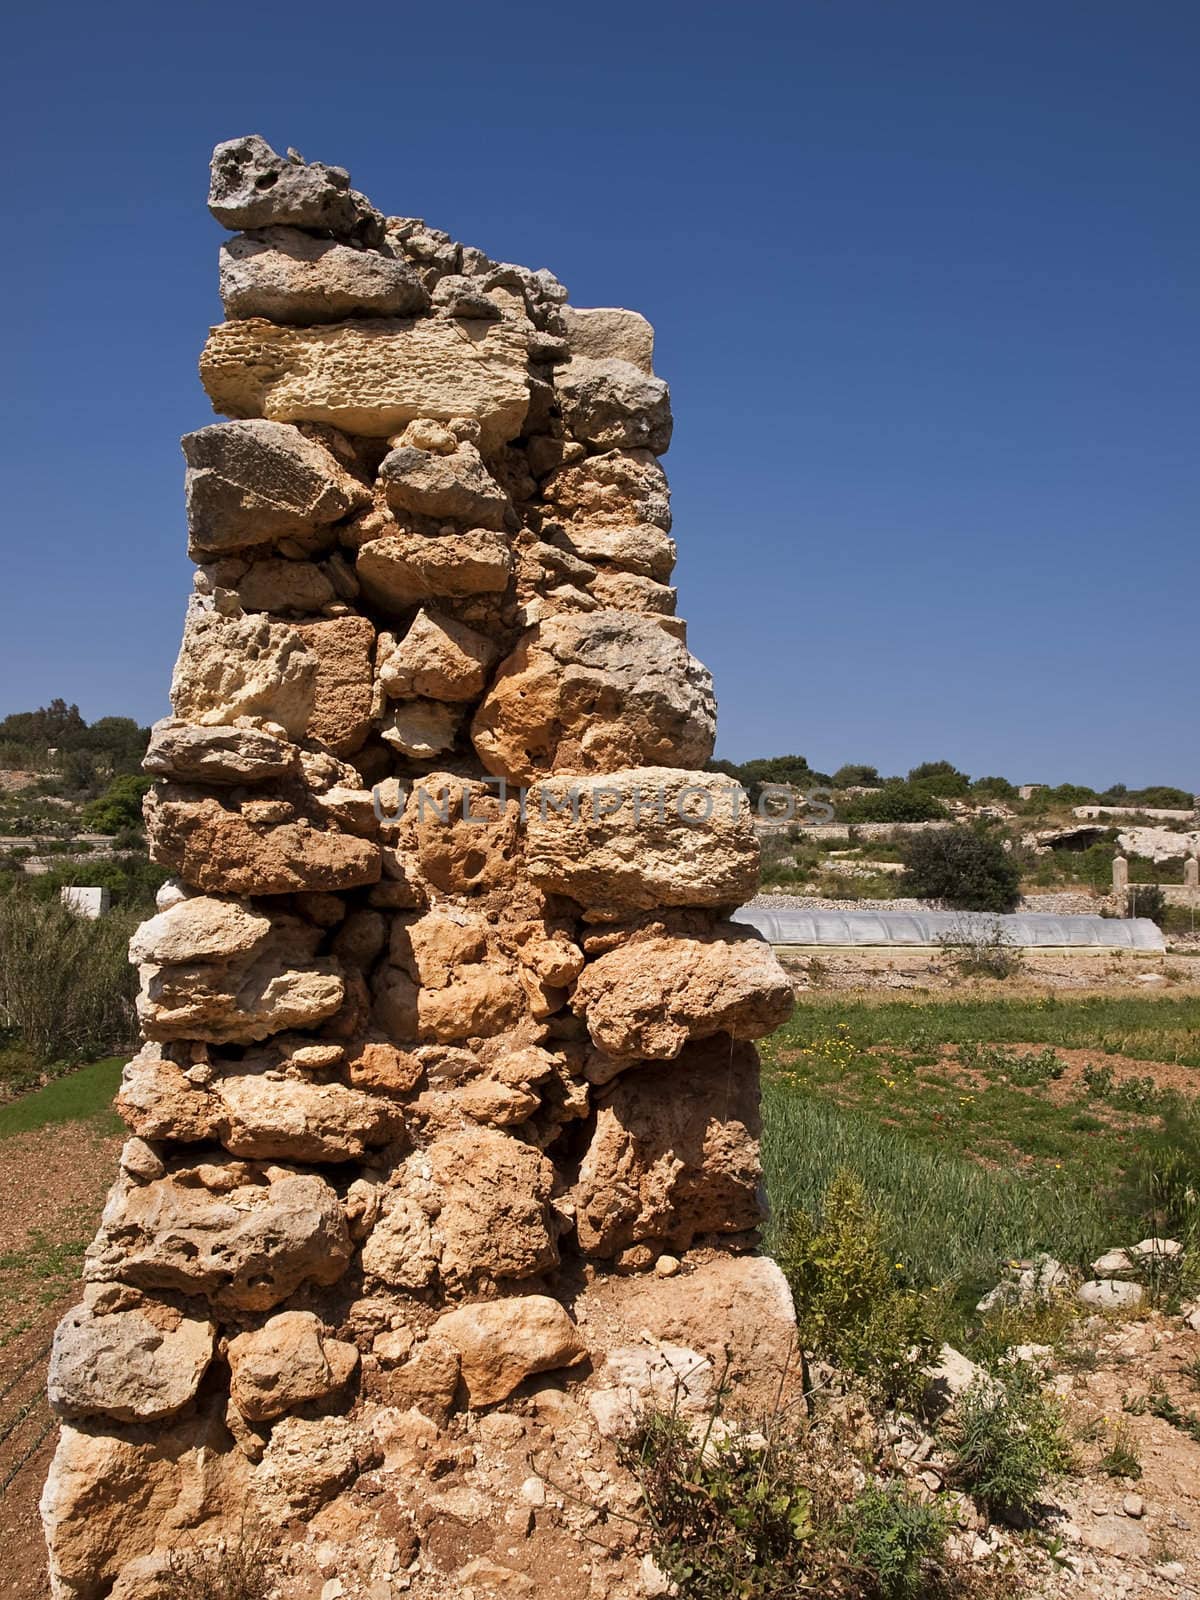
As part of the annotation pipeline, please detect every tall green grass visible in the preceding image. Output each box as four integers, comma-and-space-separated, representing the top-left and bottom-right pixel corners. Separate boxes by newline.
761, 1084, 1111, 1295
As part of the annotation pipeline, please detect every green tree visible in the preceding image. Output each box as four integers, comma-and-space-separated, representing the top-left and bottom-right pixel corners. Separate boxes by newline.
840, 783, 946, 824
899, 826, 1021, 912
832, 764, 881, 788
906, 760, 971, 798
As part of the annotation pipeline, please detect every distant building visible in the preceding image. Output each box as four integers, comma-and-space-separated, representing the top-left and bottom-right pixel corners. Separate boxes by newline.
1017, 784, 1043, 801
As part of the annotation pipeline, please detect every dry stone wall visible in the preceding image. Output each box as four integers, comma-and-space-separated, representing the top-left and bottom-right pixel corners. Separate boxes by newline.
41, 135, 797, 1600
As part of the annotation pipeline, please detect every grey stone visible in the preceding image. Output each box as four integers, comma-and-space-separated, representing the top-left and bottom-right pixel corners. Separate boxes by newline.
143, 719, 297, 786
220, 228, 428, 323
49, 1299, 215, 1423
556, 357, 672, 453
1077, 1279, 1144, 1311
183, 421, 365, 557
208, 135, 381, 241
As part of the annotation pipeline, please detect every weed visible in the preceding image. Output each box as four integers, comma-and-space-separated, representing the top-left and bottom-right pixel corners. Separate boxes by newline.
162, 1521, 275, 1600
1097, 1420, 1142, 1480
778, 1170, 947, 1411
945, 1365, 1073, 1521
847, 1483, 949, 1599
938, 920, 1024, 981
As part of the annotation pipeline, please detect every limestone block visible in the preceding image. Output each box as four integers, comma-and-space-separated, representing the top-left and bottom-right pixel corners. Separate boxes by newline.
220, 227, 428, 322
573, 1039, 762, 1257
431, 1297, 586, 1406
562, 306, 655, 372
128, 895, 271, 967
379, 442, 510, 529
200, 316, 530, 449
377, 609, 497, 702
541, 447, 671, 530
554, 522, 676, 581
573, 928, 794, 1068
356, 530, 512, 611
556, 357, 672, 453
145, 787, 381, 896
228, 1310, 358, 1422
143, 718, 297, 786
208, 135, 381, 239
525, 767, 759, 914
471, 611, 715, 784
183, 420, 365, 557
85, 1166, 353, 1312
48, 1299, 215, 1423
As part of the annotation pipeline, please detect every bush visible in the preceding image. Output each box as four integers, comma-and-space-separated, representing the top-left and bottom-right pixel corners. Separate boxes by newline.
778, 1170, 945, 1411
848, 1484, 948, 1599
1127, 883, 1167, 927
899, 828, 1021, 913
946, 1365, 1072, 1520
0, 890, 139, 1064
840, 783, 947, 824
81, 773, 152, 834
937, 919, 1024, 980
624, 1406, 818, 1600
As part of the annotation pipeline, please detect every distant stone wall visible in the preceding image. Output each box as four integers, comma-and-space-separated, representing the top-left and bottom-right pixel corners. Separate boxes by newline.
41, 136, 796, 1599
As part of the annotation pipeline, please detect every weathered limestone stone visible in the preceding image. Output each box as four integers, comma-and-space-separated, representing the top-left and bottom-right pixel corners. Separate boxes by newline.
380, 699, 462, 758
378, 609, 497, 701
290, 615, 375, 754
556, 357, 672, 453
170, 606, 317, 736
48, 1299, 215, 1423
231, 555, 336, 614
200, 316, 530, 449
472, 611, 715, 783
554, 522, 676, 581
228, 1311, 359, 1421
525, 767, 760, 914
356, 530, 512, 611
128, 895, 271, 967
379, 442, 510, 528
572, 929, 794, 1068
183, 420, 365, 557
431, 1298, 586, 1406
220, 227, 428, 322
145, 788, 380, 896
430, 1128, 561, 1289
143, 718, 296, 786
574, 1039, 762, 1257
541, 448, 671, 530
589, 569, 677, 615
209, 135, 380, 239
561, 306, 655, 372
85, 1165, 353, 1312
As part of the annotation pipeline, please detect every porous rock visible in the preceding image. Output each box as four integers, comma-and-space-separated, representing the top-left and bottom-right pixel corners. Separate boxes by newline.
431, 1297, 586, 1406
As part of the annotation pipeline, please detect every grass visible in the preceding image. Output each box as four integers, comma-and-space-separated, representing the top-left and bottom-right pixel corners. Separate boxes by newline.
760, 996, 1200, 1304
0, 1055, 123, 1138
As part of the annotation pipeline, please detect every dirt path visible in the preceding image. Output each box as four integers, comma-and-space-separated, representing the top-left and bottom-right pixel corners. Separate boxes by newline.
0, 1119, 121, 1600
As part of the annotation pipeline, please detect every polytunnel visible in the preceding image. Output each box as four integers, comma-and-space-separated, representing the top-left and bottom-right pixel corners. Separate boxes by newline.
730, 907, 1166, 951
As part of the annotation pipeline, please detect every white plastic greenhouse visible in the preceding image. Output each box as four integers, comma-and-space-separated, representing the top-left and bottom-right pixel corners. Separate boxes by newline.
731, 908, 1166, 951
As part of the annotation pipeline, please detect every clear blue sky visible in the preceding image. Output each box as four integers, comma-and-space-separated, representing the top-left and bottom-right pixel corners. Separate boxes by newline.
2, 0, 1196, 789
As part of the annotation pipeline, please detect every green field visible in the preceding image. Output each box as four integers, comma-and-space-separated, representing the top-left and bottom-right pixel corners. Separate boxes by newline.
761, 996, 1200, 1304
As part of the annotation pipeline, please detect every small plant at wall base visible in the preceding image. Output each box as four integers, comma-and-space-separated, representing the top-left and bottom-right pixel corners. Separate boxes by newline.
777, 1169, 946, 1412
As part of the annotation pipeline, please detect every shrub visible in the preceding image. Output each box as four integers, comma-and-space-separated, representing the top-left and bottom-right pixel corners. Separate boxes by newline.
833, 764, 881, 788
81, 773, 152, 834
899, 828, 1021, 913
163, 1522, 275, 1600
847, 1483, 948, 1600
624, 1405, 818, 1599
840, 783, 948, 824
937, 919, 1024, 980
1097, 1420, 1141, 1480
778, 1170, 945, 1411
946, 1365, 1073, 1520
1127, 883, 1167, 927
0, 889, 139, 1064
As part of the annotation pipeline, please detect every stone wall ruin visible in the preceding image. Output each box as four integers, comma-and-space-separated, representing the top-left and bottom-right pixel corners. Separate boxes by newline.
41, 135, 797, 1600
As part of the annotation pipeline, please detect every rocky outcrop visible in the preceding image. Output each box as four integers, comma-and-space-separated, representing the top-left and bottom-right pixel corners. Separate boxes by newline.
43, 134, 796, 1600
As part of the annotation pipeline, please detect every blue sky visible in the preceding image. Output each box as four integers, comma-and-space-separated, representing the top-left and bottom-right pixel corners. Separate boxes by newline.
1, 0, 1196, 788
